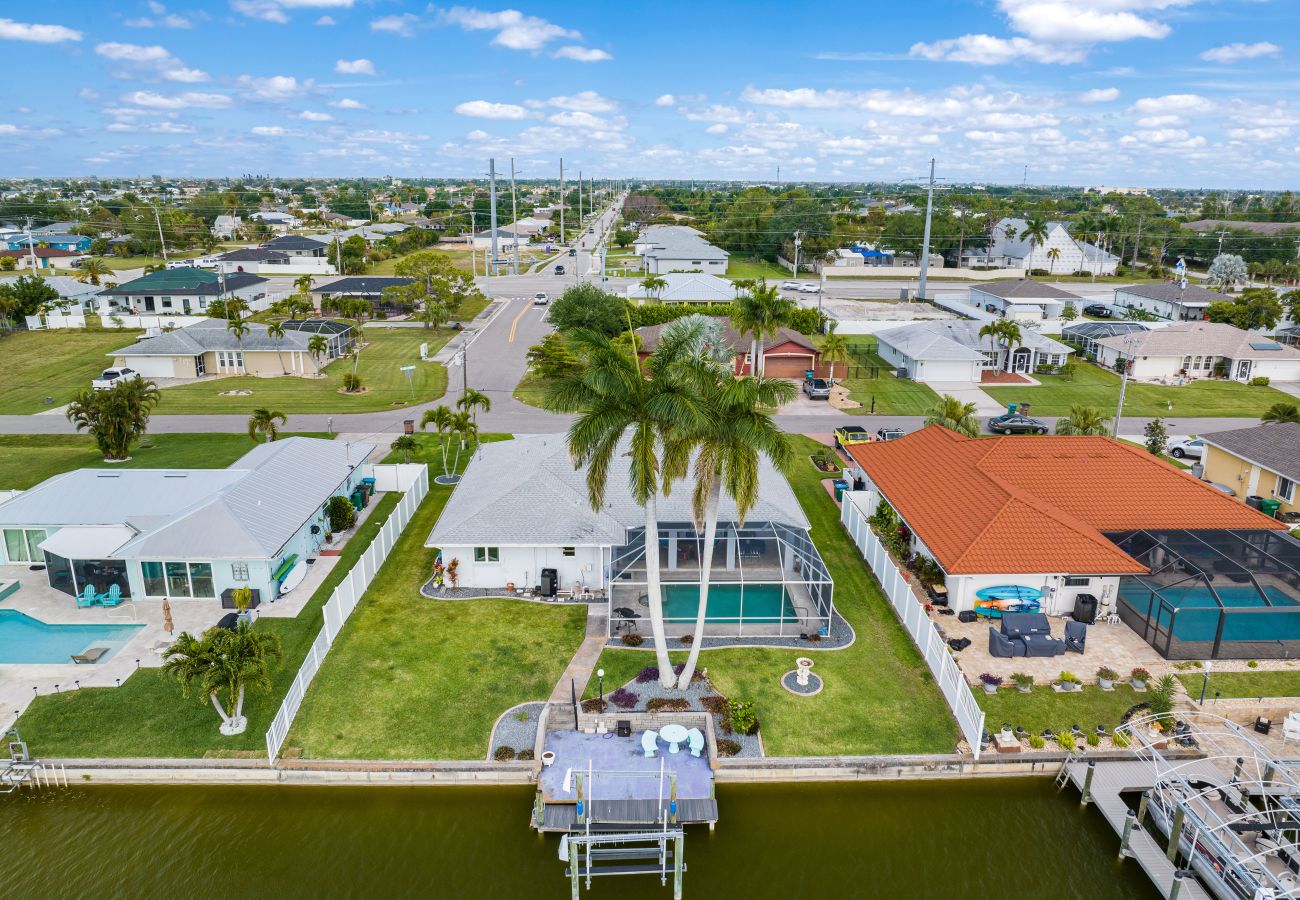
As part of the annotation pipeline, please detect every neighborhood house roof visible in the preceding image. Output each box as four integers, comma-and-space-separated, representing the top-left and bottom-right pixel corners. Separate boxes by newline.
112, 318, 312, 356
426, 434, 809, 548
1200, 422, 1300, 485
218, 248, 290, 262
103, 269, 266, 296
1116, 283, 1223, 306
847, 425, 1283, 575
634, 318, 817, 355
1062, 321, 1150, 342
637, 225, 728, 262
0, 437, 375, 560
0, 274, 102, 299
313, 276, 415, 297
626, 273, 738, 303
0, 247, 81, 259
876, 320, 1072, 361
262, 235, 328, 252
972, 279, 1082, 301
1095, 322, 1300, 360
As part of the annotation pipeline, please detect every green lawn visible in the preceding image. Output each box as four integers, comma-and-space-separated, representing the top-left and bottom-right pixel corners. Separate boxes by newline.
369, 246, 547, 277
586, 437, 956, 758
984, 359, 1294, 418
15, 490, 403, 758
286, 433, 590, 759
0, 432, 323, 490
834, 337, 941, 416
977, 684, 1147, 735
725, 255, 792, 280
100, 251, 207, 271
1177, 670, 1300, 699
154, 327, 451, 414
512, 372, 548, 409
0, 328, 144, 414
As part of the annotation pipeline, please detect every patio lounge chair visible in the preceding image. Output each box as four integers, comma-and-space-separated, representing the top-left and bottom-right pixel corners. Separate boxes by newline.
71, 647, 108, 664
76, 585, 98, 608
1064, 620, 1087, 654
99, 584, 124, 607
641, 730, 659, 758
686, 728, 705, 758
989, 626, 1026, 658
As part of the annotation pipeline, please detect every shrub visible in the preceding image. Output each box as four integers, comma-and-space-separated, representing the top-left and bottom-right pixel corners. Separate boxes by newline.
1112, 729, 1131, 748
1011, 672, 1034, 689
979, 673, 1003, 687
700, 695, 728, 716
716, 738, 742, 757
1058, 671, 1082, 685
1250, 376, 1271, 387
1096, 667, 1119, 681
621, 633, 644, 647
1147, 674, 1177, 721
646, 697, 691, 713
1248, 660, 1259, 668
1130, 667, 1150, 682
1071, 270, 1092, 277
1054, 730, 1076, 750
516, 749, 534, 761
1085, 732, 1100, 748
342, 371, 364, 392
580, 698, 606, 713
1029, 268, 1050, 276
609, 687, 640, 710
729, 699, 759, 736
672, 663, 706, 684
326, 495, 356, 532
679, 634, 694, 646
1028, 734, 1046, 749
493, 746, 516, 761
634, 666, 660, 684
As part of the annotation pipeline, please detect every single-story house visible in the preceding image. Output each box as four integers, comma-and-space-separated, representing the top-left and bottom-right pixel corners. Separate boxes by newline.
469, 227, 528, 251
1060, 321, 1150, 359
632, 225, 704, 255
1095, 321, 1300, 383
0, 437, 375, 604
0, 274, 103, 312
329, 223, 411, 244
875, 320, 1073, 381
7, 233, 92, 253
108, 317, 331, 378
842, 425, 1295, 659
279, 318, 357, 358
261, 235, 329, 258
0, 247, 87, 270
249, 211, 300, 233
969, 280, 1083, 322
624, 273, 738, 306
214, 247, 336, 277
212, 215, 242, 239
637, 226, 729, 275
98, 268, 269, 316
1201, 422, 1300, 520
1112, 282, 1223, 322
426, 434, 834, 637
963, 218, 1118, 275
310, 276, 417, 314
634, 318, 824, 378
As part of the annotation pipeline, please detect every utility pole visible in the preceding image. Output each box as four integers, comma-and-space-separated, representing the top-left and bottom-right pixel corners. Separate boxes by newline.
509, 157, 519, 276
559, 157, 565, 246
791, 230, 802, 278
488, 158, 499, 277
917, 157, 936, 300
578, 170, 583, 233
23, 218, 37, 275
1112, 332, 1136, 438
470, 210, 477, 276
1131, 216, 1144, 269
1216, 229, 1230, 257
152, 202, 169, 262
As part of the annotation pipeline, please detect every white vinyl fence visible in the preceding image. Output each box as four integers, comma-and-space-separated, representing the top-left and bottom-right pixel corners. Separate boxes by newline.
840, 491, 986, 759
264, 466, 430, 761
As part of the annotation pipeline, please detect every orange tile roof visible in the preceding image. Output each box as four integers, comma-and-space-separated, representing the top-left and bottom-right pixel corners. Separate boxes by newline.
845, 426, 1285, 575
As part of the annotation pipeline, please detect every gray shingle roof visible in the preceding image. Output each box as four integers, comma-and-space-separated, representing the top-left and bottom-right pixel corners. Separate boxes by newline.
877, 320, 1072, 359
1200, 422, 1300, 484
1115, 283, 1223, 305
626, 273, 737, 303
219, 248, 290, 262
1095, 322, 1300, 359
263, 235, 329, 251
637, 225, 728, 262
111, 318, 312, 356
313, 276, 415, 297
426, 434, 809, 548
972, 279, 1082, 300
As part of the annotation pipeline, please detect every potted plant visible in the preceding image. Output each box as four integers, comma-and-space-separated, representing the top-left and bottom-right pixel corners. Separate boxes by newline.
1130, 667, 1150, 690
541, 750, 556, 768
231, 586, 254, 625
999, 723, 1014, 743
1096, 666, 1118, 690
1057, 671, 1082, 692
979, 673, 1003, 694
1011, 672, 1034, 694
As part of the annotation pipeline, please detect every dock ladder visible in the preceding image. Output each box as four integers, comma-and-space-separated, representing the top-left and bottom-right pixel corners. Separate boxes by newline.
0, 729, 66, 794
1055, 751, 1079, 791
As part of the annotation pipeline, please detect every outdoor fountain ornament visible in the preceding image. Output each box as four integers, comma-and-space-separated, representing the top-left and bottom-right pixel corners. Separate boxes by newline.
796, 657, 814, 686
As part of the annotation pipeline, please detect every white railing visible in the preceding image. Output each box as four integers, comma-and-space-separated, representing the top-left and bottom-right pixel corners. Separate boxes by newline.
264, 466, 430, 761
840, 491, 986, 759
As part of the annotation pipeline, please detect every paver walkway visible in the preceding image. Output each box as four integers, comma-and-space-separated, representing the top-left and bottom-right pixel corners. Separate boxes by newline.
548, 604, 608, 704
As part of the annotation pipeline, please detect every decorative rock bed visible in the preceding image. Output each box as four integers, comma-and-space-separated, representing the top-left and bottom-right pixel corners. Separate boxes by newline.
588, 670, 763, 758
488, 701, 546, 761
780, 669, 824, 696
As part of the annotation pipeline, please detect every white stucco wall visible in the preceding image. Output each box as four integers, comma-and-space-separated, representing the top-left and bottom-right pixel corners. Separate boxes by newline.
947, 572, 1121, 615
438, 544, 607, 591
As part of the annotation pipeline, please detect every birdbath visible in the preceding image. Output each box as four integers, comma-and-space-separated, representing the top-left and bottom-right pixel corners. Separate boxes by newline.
796, 657, 814, 687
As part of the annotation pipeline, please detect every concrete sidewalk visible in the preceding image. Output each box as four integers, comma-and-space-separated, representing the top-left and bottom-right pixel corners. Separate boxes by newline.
548, 604, 608, 704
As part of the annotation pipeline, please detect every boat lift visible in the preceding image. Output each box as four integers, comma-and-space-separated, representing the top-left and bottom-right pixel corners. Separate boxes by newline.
1, 728, 66, 794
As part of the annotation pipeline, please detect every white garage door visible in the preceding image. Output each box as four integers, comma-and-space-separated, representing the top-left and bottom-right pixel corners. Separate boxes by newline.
125, 357, 178, 378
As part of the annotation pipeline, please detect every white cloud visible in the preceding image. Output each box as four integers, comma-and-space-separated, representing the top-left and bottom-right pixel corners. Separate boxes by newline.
546, 91, 617, 113
236, 74, 311, 101
1226, 125, 1289, 141
454, 99, 530, 119
122, 90, 232, 109
654, 94, 675, 107
316, 15, 335, 25
0, 123, 63, 136
297, 110, 333, 121
1136, 114, 1182, 127
547, 110, 624, 131
329, 97, 366, 109
910, 34, 1085, 64
999, 0, 1187, 43
251, 125, 296, 136
435, 6, 578, 50
0, 17, 81, 42
553, 45, 610, 62
1201, 42, 1280, 64
234, 0, 354, 24
705, 123, 728, 134
370, 13, 418, 36
1130, 93, 1214, 115
125, 10, 192, 29
96, 42, 211, 83
334, 58, 375, 75
1078, 87, 1120, 103
152, 121, 196, 133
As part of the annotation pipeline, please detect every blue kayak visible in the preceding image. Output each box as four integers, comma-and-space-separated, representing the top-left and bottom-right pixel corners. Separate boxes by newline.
976, 585, 1044, 602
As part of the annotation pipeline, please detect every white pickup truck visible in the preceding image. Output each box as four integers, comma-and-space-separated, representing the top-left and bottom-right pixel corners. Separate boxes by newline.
92, 367, 142, 391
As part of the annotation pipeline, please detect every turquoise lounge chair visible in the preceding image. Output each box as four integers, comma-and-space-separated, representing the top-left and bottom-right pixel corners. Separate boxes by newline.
99, 584, 124, 608
76, 585, 98, 608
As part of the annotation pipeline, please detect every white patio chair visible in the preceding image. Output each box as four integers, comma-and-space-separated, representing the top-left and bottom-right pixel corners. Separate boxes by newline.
641, 730, 659, 758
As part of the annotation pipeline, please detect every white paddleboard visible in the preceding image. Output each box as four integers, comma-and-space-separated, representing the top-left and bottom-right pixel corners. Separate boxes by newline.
278, 559, 308, 595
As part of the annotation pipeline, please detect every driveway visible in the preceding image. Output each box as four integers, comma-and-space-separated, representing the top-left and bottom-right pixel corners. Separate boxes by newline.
920, 381, 1007, 415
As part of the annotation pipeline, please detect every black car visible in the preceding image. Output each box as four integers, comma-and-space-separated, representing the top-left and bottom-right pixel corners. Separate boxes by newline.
988, 413, 1048, 435
554, 264, 565, 275
568, 248, 577, 257
1083, 303, 1112, 318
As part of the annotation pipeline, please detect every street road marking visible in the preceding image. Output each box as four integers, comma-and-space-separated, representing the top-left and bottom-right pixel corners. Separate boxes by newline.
507, 299, 531, 342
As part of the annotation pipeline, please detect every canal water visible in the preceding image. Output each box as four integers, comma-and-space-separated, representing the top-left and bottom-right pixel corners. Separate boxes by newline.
0, 778, 1157, 899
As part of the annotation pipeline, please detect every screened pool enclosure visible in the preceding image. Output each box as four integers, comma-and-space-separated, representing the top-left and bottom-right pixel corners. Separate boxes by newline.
1111, 529, 1300, 659
607, 521, 834, 638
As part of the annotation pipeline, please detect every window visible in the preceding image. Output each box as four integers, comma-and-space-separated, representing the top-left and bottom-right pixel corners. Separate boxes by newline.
1202, 356, 1214, 371
3, 528, 46, 563
563, 547, 576, 557
1192, 356, 1202, 371
1182, 356, 1192, 371
1063, 576, 1091, 587
474, 547, 500, 563
144, 561, 216, 597
231, 562, 249, 581
1278, 477, 1296, 503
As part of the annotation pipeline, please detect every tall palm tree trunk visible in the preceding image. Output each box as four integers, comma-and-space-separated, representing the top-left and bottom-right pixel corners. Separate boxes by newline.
677, 478, 719, 689
749, 338, 759, 376
643, 494, 674, 685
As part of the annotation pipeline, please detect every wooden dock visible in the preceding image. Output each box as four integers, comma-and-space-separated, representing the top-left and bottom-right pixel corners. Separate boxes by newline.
1062, 758, 1214, 900
540, 798, 719, 832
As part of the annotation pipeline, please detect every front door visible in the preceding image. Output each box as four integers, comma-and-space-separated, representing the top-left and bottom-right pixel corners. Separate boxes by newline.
1012, 347, 1032, 373
1236, 359, 1252, 381
194, 354, 206, 376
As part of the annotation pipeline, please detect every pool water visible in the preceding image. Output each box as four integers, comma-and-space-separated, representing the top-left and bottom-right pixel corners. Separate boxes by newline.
1121, 584, 1300, 643
0, 609, 144, 664
659, 583, 797, 623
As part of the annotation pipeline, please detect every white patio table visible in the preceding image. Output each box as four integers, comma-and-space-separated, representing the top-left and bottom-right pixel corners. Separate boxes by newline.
659, 723, 688, 753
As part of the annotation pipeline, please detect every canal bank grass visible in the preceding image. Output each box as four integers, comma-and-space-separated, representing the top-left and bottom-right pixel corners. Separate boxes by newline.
285, 433, 589, 760
0, 432, 328, 491
588, 436, 957, 758
976, 684, 1145, 735
1176, 670, 1300, 699
15, 493, 403, 758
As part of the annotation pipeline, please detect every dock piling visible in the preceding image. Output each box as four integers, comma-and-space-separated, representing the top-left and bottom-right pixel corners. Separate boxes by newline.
673, 832, 684, 900
1166, 807, 1185, 864
1168, 869, 1186, 900
1081, 760, 1096, 806
1119, 810, 1137, 859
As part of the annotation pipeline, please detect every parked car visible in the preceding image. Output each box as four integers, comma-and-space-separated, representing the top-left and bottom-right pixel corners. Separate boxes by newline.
780, 281, 801, 291
833, 425, 872, 450
554, 265, 565, 275
803, 378, 831, 400
568, 248, 577, 257
533, 292, 549, 306
1083, 303, 1112, 318
92, 367, 141, 391
1166, 437, 1204, 460
988, 413, 1049, 434
876, 427, 905, 442
797, 283, 821, 293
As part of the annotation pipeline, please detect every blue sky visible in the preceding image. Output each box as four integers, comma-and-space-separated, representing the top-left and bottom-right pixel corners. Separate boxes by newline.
1, 0, 1297, 187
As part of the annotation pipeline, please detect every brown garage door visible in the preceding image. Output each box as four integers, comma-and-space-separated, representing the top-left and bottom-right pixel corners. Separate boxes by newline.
764, 354, 817, 378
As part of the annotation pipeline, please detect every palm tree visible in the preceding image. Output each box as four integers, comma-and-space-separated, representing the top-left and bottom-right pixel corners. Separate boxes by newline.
266, 320, 288, 374
420, 404, 455, 479
76, 257, 112, 286
1020, 216, 1049, 274
306, 334, 329, 365
979, 319, 1023, 373
162, 623, 283, 736
640, 273, 667, 301
923, 394, 980, 438
1262, 402, 1300, 424
293, 273, 314, 294
419, 297, 451, 331
1045, 247, 1061, 275
390, 434, 419, 462
730, 278, 794, 375
1053, 404, 1110, 436
456, 387, 491, 434
449, 409, 477, 471
819, 323, 849, 382
543, 328, 706, 684
66, 378, 162, 460
247, 407, 287, 443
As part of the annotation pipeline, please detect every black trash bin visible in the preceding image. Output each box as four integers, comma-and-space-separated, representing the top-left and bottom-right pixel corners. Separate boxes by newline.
540, 568, 558, 597
1073, 593, 1099, 625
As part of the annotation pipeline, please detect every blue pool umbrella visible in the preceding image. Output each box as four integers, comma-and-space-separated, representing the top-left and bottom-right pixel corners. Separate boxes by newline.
976, 585, 1044, 603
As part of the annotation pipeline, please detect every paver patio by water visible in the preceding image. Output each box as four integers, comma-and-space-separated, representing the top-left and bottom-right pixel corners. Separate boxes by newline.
539, 731, 713, 801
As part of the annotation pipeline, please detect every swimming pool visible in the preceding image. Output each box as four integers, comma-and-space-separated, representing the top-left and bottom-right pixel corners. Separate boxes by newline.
0, 610, 144, 664
1120, 583, 1300, 650
658, 583, 797, 623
